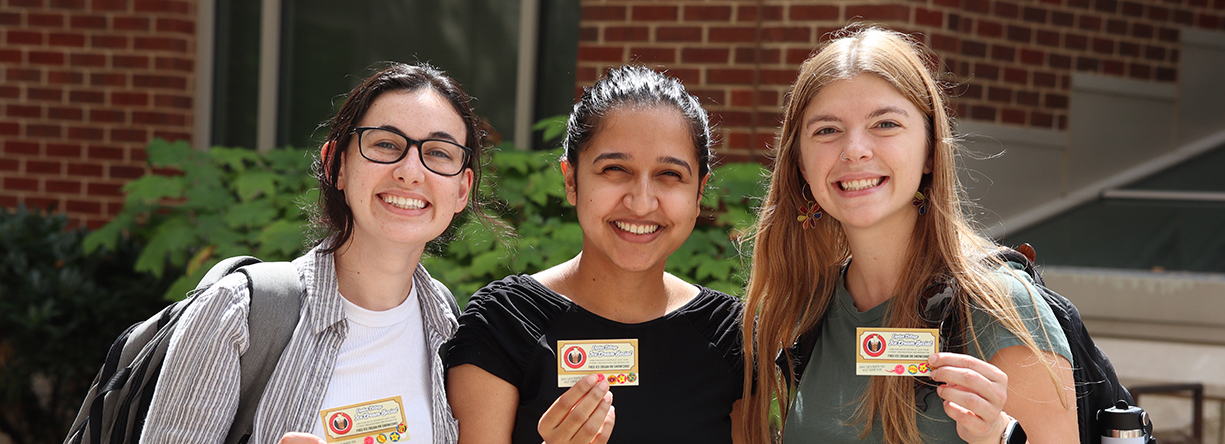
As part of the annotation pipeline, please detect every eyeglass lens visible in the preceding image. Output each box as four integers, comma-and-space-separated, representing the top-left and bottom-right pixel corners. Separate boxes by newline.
358, 128, 467, 175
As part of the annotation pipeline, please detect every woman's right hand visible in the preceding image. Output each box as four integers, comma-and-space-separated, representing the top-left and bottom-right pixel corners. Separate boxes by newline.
537, 374, 616, 444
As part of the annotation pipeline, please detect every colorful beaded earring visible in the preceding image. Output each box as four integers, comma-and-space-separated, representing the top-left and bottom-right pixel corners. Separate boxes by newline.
912, 190, 928, 215
798, 184, 822, 229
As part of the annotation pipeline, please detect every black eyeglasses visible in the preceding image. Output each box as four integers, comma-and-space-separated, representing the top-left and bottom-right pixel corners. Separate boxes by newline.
352, 127, 472, 176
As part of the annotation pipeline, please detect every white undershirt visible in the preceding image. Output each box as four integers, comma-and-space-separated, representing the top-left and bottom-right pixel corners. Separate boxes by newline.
310, 284, 433, 443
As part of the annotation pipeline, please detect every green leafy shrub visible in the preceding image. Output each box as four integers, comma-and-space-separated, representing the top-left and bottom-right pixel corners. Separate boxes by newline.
0, 205, 178, 444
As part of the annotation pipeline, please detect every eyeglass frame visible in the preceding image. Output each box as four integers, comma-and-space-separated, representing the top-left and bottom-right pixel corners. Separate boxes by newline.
350, 126, 473, 177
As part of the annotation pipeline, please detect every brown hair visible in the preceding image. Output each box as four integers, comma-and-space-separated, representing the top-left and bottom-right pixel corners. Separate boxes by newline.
311, 62, 498, 253
740, 26, 1057, 444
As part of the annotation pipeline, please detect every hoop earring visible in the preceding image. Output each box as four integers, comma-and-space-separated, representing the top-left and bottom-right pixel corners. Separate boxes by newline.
912, 189, 928, 216
798, 183, 822, 229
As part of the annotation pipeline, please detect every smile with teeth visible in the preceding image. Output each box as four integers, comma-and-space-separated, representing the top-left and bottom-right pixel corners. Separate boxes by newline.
382, 194, 427, 210
839, 177, 883, 192
615, 221, 660, 235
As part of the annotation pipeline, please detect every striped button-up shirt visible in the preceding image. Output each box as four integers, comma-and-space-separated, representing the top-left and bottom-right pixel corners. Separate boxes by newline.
141, 246, 460, 444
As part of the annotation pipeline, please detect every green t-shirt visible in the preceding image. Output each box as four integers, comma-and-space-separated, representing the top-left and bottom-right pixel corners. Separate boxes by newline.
781, 263, 1073, 444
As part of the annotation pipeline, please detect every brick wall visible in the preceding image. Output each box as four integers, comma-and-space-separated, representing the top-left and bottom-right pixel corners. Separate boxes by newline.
1, 0, 196, 229
576, 0, 1225, 162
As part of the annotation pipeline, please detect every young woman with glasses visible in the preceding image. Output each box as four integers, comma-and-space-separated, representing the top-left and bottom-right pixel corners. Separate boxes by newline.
741, 27, 1077, 444
445, 65, 745, 444
141, 62, 497, 444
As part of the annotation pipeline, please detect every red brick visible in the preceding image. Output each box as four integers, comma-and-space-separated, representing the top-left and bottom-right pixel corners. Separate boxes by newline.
685, 5, 731, 21
1052, 11, 1074, 26
133, 0, 189, 14
153, 94, 191, 109
28, 160, 63, 174
111, 128, 147, 143
5, 141, 41, 155
961, 41, 987, 57
133, 111, 185, 126
846, 5, 909, 21
0, 49, 19, 63
736, 47, 780, 64
1174, 10, 1194, 25
1131, 23, 1154, 39
1036, 30, 1060, 47
90, 73, 126, 87
47, 179, 82, 193
28, 124, 62, 137
11, 0, 45, 5
28, 87, 62, 101
156, 17, 193, 33
627, 47, 673, 64
29, 50, 66, 65
134, 74, 185, 89
93, 0, 129, 11
1199, 14, 1223, 29
713, 110, 752, 127
1158, 27, 1178, 42
66, 200, 102, 214
973, 62, 1000, 80
0, 159, 16, 172
1017, 91, 1040, 106
762, 26, 809, 42
790, 5, 839, 21
87, 145, 123, 160
578, 27, 597, 42
760, 69, 796, 85
582, 6, 626, 21
709, 27, 756, 43
1156, 67, 1176, 82
1096, 0, 1119, 13
1144, 45, 1165, 61
135, 37, 188, 52
1048, 53, 1071, 69
991, 44, 1015, 62
29, 13, 65, 27
8, 30, 45, 45
657, 27, 702, 42
916, 8, 943, 28
708, 69, 754, 85
966, 0, 990, 14
70, 52, 105, 66
47, 143, 81, 157
7, 105, 42, 118
1106, 19, 1128, 35
0, 12, 18, 25
109, 165, 144, 178
931, 34, 958, 52
1022, 7, 1047, 23
112, 16, 149, 30
1092, 38, 1114, 54
1076, 56, 1099, 71
934, 0, 961, 6
130, 148, 148, 162
88, 182, 122, 196
49, 70, 84, 84
110, 91, 148, 106
996, 2, 1019, 18
24, 197, 60, 211
632, 5, 677, 21
988, 86, 1012, 103
737, 5, 783, 22
604, 26, 647, 42
1004, 25, 1030, 43
1065, 33, 1087, 50
49, 32, 86, 46
1002, 108, 1026, 125
1020, 48, 1044, 65
90, 109, 125, 123
1004, 68, 1028, 84
0, 121, 19, 135
67, 162, 103, 176
112, 54, 149, 68
1118, 42, 1139, 57
0, 86, 18, 98
70, 15, 106, 28
577, 46, 623, 62
5, 178, 40, 191
681, 48, 729, 64
67, 126, 104, 140
969, 105, 996, 121
152, 56, 192, 72
91, 35, 127, 49
1104, 59, 1125, 75
1078, 15, 1101, 31
51, 0, 86, 8
152, 130, 190, 142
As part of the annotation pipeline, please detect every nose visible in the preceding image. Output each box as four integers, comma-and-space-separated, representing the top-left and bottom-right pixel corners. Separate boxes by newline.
393, 145, 428, 183
841, 129, 873, 163
624, 175, 659, 215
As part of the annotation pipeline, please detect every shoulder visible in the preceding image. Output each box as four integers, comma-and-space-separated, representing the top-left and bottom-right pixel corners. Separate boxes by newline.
682, 287, 744, 321
457, 275, 570, 336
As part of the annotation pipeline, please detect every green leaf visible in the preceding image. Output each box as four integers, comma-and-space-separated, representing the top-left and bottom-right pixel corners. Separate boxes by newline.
224, 201, 279, 229
135, 216, 197, 276
146, 138, 192, 167
532, 115, 569, 145
210, 146, 261, 172
234, 171, 280, 202
123, 175, 184, 205
82, 213, 132, 254
256, 220, 306, 259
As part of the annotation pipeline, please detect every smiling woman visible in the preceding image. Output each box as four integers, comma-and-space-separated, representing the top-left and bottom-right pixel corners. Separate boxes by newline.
445, 65, 745, 444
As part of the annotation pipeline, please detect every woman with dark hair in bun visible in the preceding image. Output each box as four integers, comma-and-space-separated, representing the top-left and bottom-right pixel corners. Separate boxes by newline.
446, 65, 745, 444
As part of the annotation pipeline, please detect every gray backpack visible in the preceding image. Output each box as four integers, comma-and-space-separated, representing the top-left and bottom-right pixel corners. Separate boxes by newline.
64, 256, 303, 444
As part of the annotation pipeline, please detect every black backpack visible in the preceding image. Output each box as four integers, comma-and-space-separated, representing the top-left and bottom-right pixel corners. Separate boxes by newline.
785, 245, 1149, 444
63, 256, 303, 444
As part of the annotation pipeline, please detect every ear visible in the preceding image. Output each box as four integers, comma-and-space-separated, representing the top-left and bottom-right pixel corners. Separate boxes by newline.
335, 144, 347, 191
561, 159, 577, 206
453, 168, 474, 213
924, 147, 934, 175
697, 173, 710, 200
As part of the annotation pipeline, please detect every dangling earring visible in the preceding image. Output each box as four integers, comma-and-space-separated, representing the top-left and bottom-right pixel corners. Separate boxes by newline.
798, 183, 822, 229
912, 190, 928, 216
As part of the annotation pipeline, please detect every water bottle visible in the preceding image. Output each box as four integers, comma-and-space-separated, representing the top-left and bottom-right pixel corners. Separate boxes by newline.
1099, 400, 1152, 444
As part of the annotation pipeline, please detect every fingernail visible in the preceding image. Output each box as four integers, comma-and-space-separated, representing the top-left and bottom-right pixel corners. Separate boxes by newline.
596, 373, 605, 382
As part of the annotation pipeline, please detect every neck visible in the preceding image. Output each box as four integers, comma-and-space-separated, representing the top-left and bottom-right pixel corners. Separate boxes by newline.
333, 235, 425, 311
842, 220, 916, 312
536, 252, 694, 324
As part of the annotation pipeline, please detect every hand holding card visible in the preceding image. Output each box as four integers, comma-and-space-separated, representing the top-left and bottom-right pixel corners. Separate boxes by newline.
537, 374, 616, 444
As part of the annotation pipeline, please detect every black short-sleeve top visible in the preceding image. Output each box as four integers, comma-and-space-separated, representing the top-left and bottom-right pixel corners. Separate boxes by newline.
445, 274, 745, 444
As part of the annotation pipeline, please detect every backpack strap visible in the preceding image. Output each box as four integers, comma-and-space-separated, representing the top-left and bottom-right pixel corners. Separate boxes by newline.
225, 261, 304, 444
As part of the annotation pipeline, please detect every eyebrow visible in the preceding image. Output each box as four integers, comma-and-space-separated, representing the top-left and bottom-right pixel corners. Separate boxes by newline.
378, 125, 460, 143
590, 152, 693, 174
804, 106, 911, 129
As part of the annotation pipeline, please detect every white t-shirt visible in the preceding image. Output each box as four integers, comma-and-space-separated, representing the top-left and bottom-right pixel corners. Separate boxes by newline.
310, 284, 433, 443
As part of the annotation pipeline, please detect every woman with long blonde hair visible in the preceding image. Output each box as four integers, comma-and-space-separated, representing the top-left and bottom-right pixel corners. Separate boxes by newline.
742, 26, 1077, 444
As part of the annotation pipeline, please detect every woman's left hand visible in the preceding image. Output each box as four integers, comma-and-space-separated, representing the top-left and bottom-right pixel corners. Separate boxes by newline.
928, 352, 1010, 444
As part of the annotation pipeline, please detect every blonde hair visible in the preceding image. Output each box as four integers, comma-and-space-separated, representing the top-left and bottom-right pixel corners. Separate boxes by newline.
741, 26, 1056, 444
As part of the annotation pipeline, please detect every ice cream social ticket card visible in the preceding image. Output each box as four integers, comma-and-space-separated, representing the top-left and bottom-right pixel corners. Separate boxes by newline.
855, 328, 939, 376
318, 396, 409, 444
557, 339, 640, 387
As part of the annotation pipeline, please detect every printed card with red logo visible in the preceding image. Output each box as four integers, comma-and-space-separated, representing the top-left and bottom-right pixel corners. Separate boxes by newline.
318, 396, 410, 444
855, 328, 939, 376
556, 339, 640, 388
